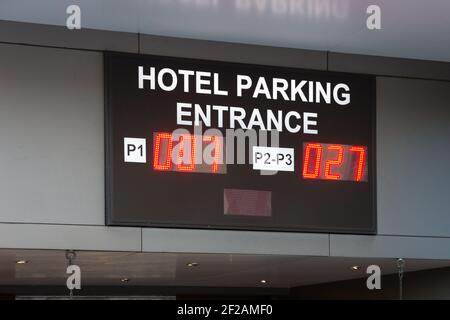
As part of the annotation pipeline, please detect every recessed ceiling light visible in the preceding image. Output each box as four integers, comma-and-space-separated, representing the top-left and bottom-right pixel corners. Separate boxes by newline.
120, 278, 130, 283
260, 280, 267, 284
351, 265, 361, 271
16, 260, 28, 265
186, 262, 199, 267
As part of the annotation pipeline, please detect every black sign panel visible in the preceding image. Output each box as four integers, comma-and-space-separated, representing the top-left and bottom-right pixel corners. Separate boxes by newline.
105, 52, 376, 234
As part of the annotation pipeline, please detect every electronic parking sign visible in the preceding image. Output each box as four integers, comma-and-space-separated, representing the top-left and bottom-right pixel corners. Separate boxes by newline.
105, 52, 376, 234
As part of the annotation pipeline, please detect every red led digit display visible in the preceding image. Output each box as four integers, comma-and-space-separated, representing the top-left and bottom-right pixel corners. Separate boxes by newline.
203, 135, 221, 173
152, 132, 226, 174
349, 146, 366, 182
106, 53, 376, 233
153, 132, 173, 171
302, 143, 322, 179
302, 142, 368, 182
176, 134, 197, 172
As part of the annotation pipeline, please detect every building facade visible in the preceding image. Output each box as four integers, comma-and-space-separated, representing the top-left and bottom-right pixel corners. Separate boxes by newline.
0, 16, 450, 298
